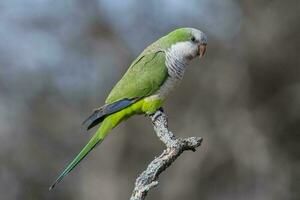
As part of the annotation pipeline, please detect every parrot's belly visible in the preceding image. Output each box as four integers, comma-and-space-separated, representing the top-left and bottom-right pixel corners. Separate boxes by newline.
112, 77, 181, 118
146, 77, 181, 101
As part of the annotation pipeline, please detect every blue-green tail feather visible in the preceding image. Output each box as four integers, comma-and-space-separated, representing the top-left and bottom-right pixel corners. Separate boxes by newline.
49, 134, 102, 190
50, 105, 128, 190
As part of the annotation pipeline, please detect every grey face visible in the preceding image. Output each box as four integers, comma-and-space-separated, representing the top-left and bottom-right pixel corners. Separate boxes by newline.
165, 28, 208, 62
189, 28, 208, 44
189, 28, 207, 58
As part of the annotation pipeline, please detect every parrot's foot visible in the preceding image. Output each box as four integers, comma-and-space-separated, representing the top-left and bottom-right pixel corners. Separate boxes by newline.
148, 108, 164, 123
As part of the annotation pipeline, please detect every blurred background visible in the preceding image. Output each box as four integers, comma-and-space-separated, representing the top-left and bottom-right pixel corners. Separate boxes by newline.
0, 0, 299, 200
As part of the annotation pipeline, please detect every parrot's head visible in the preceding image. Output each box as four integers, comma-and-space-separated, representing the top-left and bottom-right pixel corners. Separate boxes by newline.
164, 28, 207, 62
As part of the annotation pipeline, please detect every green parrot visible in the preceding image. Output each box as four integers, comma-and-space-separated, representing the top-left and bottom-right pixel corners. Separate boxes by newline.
49, 27, 207, 190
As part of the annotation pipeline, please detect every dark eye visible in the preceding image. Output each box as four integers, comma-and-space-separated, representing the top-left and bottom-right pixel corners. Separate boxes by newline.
191, 36, 196, 42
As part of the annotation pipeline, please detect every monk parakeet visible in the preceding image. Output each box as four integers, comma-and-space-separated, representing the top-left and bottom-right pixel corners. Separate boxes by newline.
50, 27, 207, 190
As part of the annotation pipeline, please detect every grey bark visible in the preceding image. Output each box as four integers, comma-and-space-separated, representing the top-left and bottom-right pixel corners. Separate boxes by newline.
130, 109, 203, 200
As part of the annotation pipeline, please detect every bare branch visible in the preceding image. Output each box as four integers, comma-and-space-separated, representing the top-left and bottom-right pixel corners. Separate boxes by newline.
130, 109, 203, 200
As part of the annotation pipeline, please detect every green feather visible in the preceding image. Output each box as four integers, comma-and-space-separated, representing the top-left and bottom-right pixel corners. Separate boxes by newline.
49, 132, 102, 190
105, 51, 168, 103
49, 113, 121, 190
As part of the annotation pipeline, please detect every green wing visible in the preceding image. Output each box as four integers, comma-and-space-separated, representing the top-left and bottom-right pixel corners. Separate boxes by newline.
105, 50, 168, 104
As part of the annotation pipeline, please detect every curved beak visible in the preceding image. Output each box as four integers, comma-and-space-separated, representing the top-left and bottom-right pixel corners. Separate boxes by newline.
198, 44, 207, 58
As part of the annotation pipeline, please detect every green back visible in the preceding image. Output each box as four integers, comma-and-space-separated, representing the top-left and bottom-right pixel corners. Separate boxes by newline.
105, 51, 167, 103
105, 28, 193, 104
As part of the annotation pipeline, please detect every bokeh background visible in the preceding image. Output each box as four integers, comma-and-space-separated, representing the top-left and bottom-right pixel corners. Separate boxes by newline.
0, 0, 299, 200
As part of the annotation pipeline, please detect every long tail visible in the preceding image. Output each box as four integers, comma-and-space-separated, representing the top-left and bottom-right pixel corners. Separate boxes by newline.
49, 116, 117, 190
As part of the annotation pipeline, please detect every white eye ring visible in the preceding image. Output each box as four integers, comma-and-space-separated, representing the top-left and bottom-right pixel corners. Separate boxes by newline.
191, 36, 196, 42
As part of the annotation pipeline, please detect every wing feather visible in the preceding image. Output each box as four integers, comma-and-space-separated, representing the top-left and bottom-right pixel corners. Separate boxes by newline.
82, 97, 140, 130
105, 50, 168, 104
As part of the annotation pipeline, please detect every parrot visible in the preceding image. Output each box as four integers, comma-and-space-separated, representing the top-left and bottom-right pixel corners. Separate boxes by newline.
49, 27, 207, 190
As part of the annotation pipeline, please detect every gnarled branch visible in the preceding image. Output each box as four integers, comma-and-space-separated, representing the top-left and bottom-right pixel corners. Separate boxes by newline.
130, 109, 203, 200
